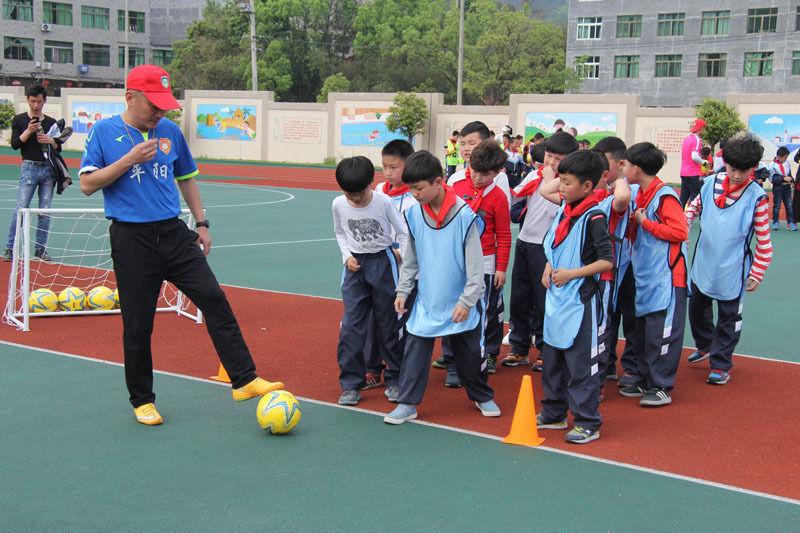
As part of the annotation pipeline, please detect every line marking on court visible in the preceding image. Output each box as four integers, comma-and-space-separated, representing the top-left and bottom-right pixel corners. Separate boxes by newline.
214, 237, 335, 249
1, 337, 798, 508
216, 283, 800, 367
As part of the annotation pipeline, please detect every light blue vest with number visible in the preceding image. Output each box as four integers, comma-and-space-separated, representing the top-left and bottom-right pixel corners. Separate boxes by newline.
542, 205, 602, 349
632, 185, 687, 316
690, 175, 765, 301
405, 202, 484, 337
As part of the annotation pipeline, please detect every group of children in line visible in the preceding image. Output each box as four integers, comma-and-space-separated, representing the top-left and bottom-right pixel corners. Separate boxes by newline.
331, 121, 773, 444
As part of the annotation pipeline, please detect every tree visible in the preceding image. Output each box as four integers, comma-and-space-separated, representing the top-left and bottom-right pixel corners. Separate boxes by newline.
0, 100, 15, 133
694, 98, 745, 149
385, 92, 429, 142
317, 72, 350, 103
165, 109, 183, 126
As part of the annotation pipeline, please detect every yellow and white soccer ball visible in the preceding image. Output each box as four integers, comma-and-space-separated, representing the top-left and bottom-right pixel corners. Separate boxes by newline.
58, 287, 86, 312
86, 286, 116, 310
112, 288, 119, 308
28, 288, 58, 313
256, 390, 302, 434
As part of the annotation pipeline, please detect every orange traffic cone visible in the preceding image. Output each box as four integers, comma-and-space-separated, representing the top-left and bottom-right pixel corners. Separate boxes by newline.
210, 363, 230, 383
502, 374, 545, 447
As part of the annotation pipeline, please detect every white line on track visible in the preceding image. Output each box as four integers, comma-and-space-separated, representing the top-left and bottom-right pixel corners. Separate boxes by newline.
0, 337, 797, 507
214, 237, 335, 249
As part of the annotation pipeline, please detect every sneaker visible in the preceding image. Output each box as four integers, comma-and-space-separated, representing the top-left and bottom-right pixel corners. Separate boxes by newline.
361, 371, 383, 390
232, 377, 285, 401
133, 403, 163, 426
619, 385, 646, 398
431, 356, 448, 369
707, 369, 730, 385
605, 370, 618, 381
617, 372, 639, 388
536, 413, 568, 430
475, 399, 501, 417
771, 222, 780, 231
565, 426, 600, 444
383, 403, 417, 424
531, 357, 544, 372
487, 354, 497, 374
789, 223, 798, 232
337, 389, 361, 406
502, 354, 530, 367
687, 349, 709, 364
34, 249, 51, 261
384, 384, 400, 402
2, 249, 11, 261
444, 372, 462, 388
501, 331, 511, 346
639, 388, 672, 407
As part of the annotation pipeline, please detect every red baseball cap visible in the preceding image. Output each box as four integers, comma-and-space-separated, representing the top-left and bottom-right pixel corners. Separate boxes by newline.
690, 118, 706, 133
126, 64, 181, 111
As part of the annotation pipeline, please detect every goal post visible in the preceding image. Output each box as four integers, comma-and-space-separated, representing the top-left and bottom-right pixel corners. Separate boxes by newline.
4, 207, 203, 331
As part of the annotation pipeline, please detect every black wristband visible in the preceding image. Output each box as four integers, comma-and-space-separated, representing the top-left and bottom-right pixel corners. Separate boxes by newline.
195, 220, 210, 229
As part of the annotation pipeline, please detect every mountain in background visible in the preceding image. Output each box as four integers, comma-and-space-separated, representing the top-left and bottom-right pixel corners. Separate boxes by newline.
500, 0, 568, 26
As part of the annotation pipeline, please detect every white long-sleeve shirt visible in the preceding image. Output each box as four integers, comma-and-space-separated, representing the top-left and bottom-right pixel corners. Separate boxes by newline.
332, 192, 408, 263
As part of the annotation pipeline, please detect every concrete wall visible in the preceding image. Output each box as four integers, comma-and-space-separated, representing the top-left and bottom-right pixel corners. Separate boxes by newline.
266, 103, 329, 164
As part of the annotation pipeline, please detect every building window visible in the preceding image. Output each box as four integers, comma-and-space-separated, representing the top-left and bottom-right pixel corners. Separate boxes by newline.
576, 17, 602, 40
118, 47, 145, 68
655, 54, 682, 77
44, 40, 73, 63
3, 0, 33, 21
43, 1, 71, 25
701, 10, 730, 36
743, 52, 774, 77
657, 13, 685, 37
747, 8, 778, 34
698, 53, 726, 78
152, 49, 174, 67
118, 10, 145, 33
796, 7, 800, 31
3, 36, 34, 60
575, 56, 600, 79
82, 43, 110, 66
614, 55, 639, 78
792, 51, 800, 75
81, 5, 108, 29
616, 15, 642, 38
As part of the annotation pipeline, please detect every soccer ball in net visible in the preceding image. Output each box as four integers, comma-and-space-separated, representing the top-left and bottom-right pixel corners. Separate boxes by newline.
29, 288, 58, 313
87, 286, 116, 311
256, 390, 302, 434
58, 287, 86, 312
112, 289, 119, 308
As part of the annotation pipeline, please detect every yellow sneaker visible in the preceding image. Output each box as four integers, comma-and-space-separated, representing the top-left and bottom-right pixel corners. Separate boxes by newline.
232, 377, 284, 401
133, 403, 163, 426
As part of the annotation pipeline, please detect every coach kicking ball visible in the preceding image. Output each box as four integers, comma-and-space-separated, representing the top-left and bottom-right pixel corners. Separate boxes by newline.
79, 64, 284, 426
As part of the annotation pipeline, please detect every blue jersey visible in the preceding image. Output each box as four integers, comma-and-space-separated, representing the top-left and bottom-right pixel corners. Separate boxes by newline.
79, 116, 199, 222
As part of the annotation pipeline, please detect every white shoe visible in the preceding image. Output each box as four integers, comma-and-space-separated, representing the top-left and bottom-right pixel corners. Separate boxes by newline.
502, 332, 511, 346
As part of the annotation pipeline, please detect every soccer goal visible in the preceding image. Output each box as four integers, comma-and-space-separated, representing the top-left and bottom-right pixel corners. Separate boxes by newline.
3, 207, 203, 331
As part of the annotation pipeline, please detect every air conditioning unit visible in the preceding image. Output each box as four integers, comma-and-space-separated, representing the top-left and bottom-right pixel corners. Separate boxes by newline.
41, 23, 51, 32
41, 62, 52, 70
77, 64, 89, 75
34, 61, 42, 68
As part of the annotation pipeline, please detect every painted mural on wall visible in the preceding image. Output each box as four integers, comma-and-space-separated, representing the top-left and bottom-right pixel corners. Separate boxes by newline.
340, 106, 407, 146
525, 112, 617, 146
71, 101, 126, 134
748, 114, 800, 159
196, 104, 257, 141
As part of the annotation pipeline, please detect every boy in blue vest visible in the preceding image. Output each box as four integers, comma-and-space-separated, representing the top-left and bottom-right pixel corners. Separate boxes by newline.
536, 150, 613, 444
385, 150, 500, 424
620, 143, 689, 407
684, 135, 772, 385
768, 146, 796, 231
333, 156, 409, 406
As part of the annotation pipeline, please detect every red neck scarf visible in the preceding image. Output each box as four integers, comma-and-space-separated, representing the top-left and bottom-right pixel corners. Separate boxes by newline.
513, 167, 547, 198
461, 168, 493, 213
715, 175, 750, 208
774, 158, 786, 177
423, 185, 457, 228
553, 195, 599, 247
381, 181, 410, 197
627, 177, 664, 241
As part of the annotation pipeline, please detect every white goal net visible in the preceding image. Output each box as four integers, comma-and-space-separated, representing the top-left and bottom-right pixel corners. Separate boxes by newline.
3, 208, 203, 331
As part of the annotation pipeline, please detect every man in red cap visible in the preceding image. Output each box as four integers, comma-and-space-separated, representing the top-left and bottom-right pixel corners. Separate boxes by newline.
680, 118, 706, 207
78, 64, 284, 426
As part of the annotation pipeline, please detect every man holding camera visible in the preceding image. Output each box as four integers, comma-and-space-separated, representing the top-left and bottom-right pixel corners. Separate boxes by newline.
4, 84, 60, 261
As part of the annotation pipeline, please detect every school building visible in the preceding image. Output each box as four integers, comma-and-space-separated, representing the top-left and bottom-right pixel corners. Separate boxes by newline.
567, 0, 800, 106
0, 0, 206, 92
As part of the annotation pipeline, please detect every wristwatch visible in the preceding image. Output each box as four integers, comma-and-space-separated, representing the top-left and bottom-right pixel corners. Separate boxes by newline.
195, 219, 210, 229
